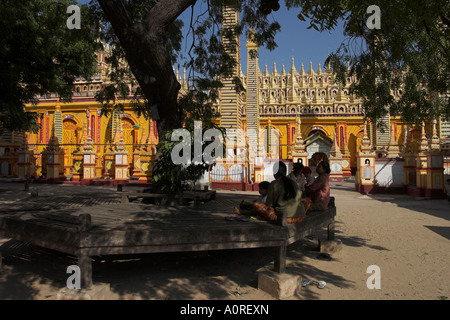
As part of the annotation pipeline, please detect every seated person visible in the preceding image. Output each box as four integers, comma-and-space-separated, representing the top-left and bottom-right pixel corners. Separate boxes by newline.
235, 181, 270, 213
256, 181, 270, 204
263, 161, 305, 223
304, 161, 331, 211
302, 166, 315, 186
288, 162, 306, 192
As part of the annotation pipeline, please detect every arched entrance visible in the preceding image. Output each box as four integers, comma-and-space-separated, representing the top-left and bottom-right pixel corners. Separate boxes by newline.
305, 130, 333, 160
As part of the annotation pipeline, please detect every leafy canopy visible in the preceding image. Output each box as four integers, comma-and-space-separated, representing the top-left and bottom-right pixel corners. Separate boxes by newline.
0, 0, 102, 132
286, 0, 450, 127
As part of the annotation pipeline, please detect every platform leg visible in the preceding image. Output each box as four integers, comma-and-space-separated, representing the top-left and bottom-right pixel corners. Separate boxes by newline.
78, 252, 92, 289
274, 245, 286, 274
327, 223, 335, 240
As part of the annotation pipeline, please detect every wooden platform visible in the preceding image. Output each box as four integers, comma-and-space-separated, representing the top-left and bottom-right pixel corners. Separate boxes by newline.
0, 192, 336, 289
122, 190, 217, 206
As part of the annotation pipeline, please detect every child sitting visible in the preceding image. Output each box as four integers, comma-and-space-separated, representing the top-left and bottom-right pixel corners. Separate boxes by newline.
302, 166, 315, 186
233, 181, 277, 221
235, 181, 270, 213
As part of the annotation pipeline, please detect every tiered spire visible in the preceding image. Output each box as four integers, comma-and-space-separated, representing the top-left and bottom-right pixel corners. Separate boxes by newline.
293, 116, 306, 153
272, 62, 278, 75
307, 61, 315, 75
299, 63, 305, 76
317, 63, 323, 75
181, 68, 188, 92
288, 58, 297, 102
329, 129, 343, 157
45, 123, 63, 153
419, 122, 429, 153
289, 57, 297, 74
113, 116, 126, 152
359, 121, 372, 153
386, 124, 400, 158
429, 119, 440, 151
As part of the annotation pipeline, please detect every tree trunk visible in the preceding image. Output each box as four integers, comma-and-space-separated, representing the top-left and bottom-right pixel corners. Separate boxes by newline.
97, 0, 196, 133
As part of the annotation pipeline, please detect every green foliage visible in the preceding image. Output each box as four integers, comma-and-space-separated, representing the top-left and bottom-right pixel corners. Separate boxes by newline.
91, 0, 281, 118
0, 0, 102, 132
287, 0, 450, 126
151, 89, 225, 194
90, 1, 282, 193
90, 0, 185, 119
151, 133, 212, 194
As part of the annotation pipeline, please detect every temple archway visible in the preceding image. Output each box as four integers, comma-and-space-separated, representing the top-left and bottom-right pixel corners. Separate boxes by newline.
305, 130, 333, 161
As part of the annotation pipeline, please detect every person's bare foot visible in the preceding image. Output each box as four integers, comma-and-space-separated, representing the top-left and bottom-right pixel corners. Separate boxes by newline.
233, 206, 241, 215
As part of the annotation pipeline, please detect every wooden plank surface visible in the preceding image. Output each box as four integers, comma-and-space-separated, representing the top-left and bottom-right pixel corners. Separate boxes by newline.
0, 191, 335, 257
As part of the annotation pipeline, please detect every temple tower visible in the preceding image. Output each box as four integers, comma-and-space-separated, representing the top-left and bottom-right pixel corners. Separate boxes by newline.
220, 6, 244, 146
246, 29, 260, 160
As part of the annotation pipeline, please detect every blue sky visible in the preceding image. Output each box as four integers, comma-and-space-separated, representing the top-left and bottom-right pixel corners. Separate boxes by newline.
180, 1, 344, 74
80, 1, 347, 75
178, 3, 347, 75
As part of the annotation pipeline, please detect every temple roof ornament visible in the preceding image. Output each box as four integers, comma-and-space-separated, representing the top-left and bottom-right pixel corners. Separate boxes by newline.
307, 61, 315, 75
329, 129, 343, 158
112, 116, 127, 153
272, 62, 278, 76
419, 122, 429, 153
359, 121, 372, 153
299, 63, 305, 76
429, 119, 440, 151
386, 124, 400, 158
181, 68, 188, 92
43, 124, 63, 154
294, 116, 305, 150
317, 63, 323, 75
289, 57, 297, 74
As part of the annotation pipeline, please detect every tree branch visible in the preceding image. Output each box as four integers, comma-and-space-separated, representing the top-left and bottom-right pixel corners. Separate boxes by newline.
97, 0, 132, 34
142, 0, 197, 30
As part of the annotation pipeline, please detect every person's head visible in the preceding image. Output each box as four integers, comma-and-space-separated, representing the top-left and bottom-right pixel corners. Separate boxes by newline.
258, 181, 270, 196
292, 162, 304, 176
273, 161, 287, 180
317, 161, 331, 174
273, 161, 296, 200
302, 166, 312, 177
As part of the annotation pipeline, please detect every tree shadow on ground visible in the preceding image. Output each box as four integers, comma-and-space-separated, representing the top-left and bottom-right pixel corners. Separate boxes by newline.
0, 230, 358, 300
0, 240, 77, 299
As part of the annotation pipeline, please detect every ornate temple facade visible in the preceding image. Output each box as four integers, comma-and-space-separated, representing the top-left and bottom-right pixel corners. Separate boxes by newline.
0, 7, 448, 193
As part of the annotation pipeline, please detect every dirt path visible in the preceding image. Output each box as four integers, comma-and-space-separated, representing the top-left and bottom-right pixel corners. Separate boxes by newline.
0, 182, 448, 300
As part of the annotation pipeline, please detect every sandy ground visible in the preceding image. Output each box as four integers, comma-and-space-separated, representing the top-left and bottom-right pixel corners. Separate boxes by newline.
0, 181, 449, 300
